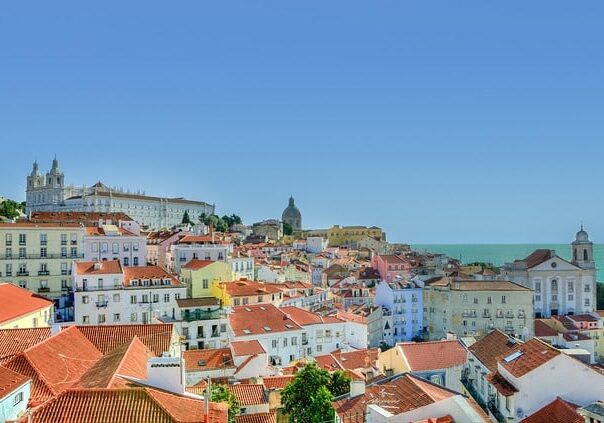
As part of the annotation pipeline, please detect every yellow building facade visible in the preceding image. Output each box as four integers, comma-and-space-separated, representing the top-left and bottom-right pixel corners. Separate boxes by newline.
0, 222, 83, 298
179, 260, 233, 298
304, 225, 384, 247
0, 283, 55, 329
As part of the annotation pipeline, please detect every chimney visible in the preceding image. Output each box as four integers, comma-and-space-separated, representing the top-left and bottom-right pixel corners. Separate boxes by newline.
50, 323, 62, 336
349, 380, 366, 398
146, 355, 186, 395
446, 332, 457, 341
93, 262, 102, 271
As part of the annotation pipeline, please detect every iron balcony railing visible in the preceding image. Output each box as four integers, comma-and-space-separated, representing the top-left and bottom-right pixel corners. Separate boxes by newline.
181, 310, 227, 322
0, 253, 84, 260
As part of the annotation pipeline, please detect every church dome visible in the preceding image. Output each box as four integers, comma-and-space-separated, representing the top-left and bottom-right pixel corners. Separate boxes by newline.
282, 196, 302, 230
575, 225, 590, 243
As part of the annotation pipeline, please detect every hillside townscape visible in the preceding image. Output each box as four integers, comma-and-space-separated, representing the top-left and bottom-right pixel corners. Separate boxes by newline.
1, 158, 603, 422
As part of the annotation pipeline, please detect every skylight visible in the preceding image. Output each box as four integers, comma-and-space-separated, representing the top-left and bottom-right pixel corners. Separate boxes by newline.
503, 351, 523, 363
263, 326, 272, 331
243, 329, 251, 334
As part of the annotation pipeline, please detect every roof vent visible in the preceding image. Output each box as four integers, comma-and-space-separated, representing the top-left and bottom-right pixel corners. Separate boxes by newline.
263, 326, 272, 331
198, 359, 207, 367
93, 262, 102, 270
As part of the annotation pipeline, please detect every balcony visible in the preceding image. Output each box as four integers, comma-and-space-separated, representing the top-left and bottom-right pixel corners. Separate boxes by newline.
461, 376, 486, 412
0, 253, 84, 260
38, 270, 50, 276
487, 399, 507, 423
61, 286, 71, 292
38, 287, 50, 293
181, 309, 227, 322
16, 271, 29, 276
95, 300, 109, 308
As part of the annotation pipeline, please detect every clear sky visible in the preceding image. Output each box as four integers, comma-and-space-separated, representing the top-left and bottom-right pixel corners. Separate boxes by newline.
1, 1, 603, 244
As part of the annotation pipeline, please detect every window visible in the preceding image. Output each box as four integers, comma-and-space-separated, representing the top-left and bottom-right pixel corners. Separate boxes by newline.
505, 395, 512, 412
203, 279, 209, 289
5, 233, 12, 246
258, 295, 263, 303
133, 257, 139, 266
534, 281, 541, 292
568, 294, 574, 301
113, 293, 120, 302
19, 247, 26, 259
61, 262, 69, 275
501, 296, 506, 304
130, 295, 137, 304
6, 264, 12, 277
133, 243, 139, 251
141, 294, 149, 303
83, 316, 90, 324
175, 293, 181, 300
101, 243, 108, 253
272, 339, 278, 348
430, 375, 442, 385
5, 247, 11, 258
61, 234, 67, 245
473, 297, 478, 304
153, 294, 159, 303
220, 323, 227, 333
98, 278, 104, 289
487, 296, 492, 304
18, 233, 26, 245
61, 247, 67, 258
568, 281, 574, 293
98, 314, 106, 324
13, 391, 23, 405
585, 284, 592, 293
82, 296, 89, 304
61, 279, 69, 289
234, 299, 241, 306
242, 297, 248, 305
585, 298, 591, 307
70, 233, 77, 245
92, 243, 99, 253
551, 279, 558, 291
18, 280, 26, 288
316, 345, 322, 352
40, 233, 47, 245
112, 243, 119, 254
164, 293, 170, 302
123, 257, 129, 266
70, 247, 77, 257
114, 313, 120, 322
283, 338, 288, 347
292, 337, 297, 345
123, 243, 130, 252
131, 312, 137, 322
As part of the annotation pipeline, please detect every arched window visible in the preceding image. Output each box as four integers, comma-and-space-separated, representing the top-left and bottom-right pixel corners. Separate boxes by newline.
584, 249, 589, 261
574, 248, 577, 261
551, 279, 558, 291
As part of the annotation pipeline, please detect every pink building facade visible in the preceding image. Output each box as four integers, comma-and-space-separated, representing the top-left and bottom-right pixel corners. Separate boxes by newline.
371, 255, 411, 282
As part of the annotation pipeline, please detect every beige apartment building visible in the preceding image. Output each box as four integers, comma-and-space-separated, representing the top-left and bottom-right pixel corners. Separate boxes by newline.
0, 222, 84, 320
423, 277, 534, 340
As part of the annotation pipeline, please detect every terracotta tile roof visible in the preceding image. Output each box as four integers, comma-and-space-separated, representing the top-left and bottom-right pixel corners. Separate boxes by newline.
176, 297, 221, 308
230, 340, 266, 357
453, 280, 531, 291
412, 417, 454, 423
562, 332, 591, 342
261, 375, 294, 390
222, 280, 283, 297
229, 384, 268, 406
486, 372, 518, 396
332, 373, 455, 418
3, 326, 103, 404
84, 226, 138, 237
377, 255, 408, 264
521, 249, 554, 268
314, 354, 344, 371
26, 387, 228, 423
0, 327, 52, 365
0, 283, 54, 325
123, 266, 182, 286
236, 411, 276, 423
534, 320, 560, 337
398, 340, 467, 371
332, 349, 379, 371
520, 397, 582, 423
182, 259, 216, 271
74, 260, 123, 275
468, 330, 520, 372
497, 338, 561, 378
0, 222, 81, 228
26, 211, 133, 224
0, 366, 30, 400
228, 305, 302, 336
74, 323, 174, 356
568, 314, 599, 322
178, 235, 217, 244
76, 337, 151, 389
280, 306, 344, 326
183, 349, 234, 372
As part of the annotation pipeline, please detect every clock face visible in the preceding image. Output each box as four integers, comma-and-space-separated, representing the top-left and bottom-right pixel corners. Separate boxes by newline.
551, 262, 557, 268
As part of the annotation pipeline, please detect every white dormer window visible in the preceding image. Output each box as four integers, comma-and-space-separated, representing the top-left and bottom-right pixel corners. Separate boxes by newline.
132, 280, 139, 287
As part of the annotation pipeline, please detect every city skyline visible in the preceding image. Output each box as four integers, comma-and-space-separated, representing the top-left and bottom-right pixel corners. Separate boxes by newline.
2, 1, 604, 243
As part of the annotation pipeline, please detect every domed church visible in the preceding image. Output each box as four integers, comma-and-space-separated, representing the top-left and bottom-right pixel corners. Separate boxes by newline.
282, 196, 302, 231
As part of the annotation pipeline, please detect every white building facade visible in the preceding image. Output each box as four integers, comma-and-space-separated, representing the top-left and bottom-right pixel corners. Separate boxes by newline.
375, 279, 423, 342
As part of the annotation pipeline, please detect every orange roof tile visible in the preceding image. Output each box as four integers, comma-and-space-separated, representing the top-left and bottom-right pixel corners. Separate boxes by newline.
229, 384, 268, 406
280, 306, 344, 326
314, 354, 344, 371
497, 338, 560, 378
74, 260, 123, 275
0, 366, 30, 400
229, 305, 302, 336
76, 337, 152, 389
182, 259, 216, 271
332, 349, 379, 371
520, 397, 582, 423
3, 326, 103, 404
468, 330, 520, 372
123, 266, 181, 286
230, 340, 266, 357
236, 411, 276, 423
74, 323, 174, 356
26, 388, 228, 423
332, 374, 455, 418
222, 280, 283, 297
183, 349, 234, 372
0, 327, 52, 365
0, 283, 54, 325
534, 320, 560, 337
486, 372, 518, 396
261, 375, 294, 390
397, 340, 467, 371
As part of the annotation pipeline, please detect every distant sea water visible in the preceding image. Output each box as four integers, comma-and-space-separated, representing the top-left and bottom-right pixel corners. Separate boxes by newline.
412, 244, 604, 282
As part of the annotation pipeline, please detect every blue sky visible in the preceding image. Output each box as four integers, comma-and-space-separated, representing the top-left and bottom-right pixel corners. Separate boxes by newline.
1, 1, 603, 243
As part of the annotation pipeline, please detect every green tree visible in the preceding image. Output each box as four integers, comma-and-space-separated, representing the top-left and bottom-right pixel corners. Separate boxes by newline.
378, 341, 393, 351
597, 282, 604, 309
181, 210, 191, 224
210, 384, 240, 423
281, 363, 350, 423
0, 199, 25, 219
283, 221, 293, 236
